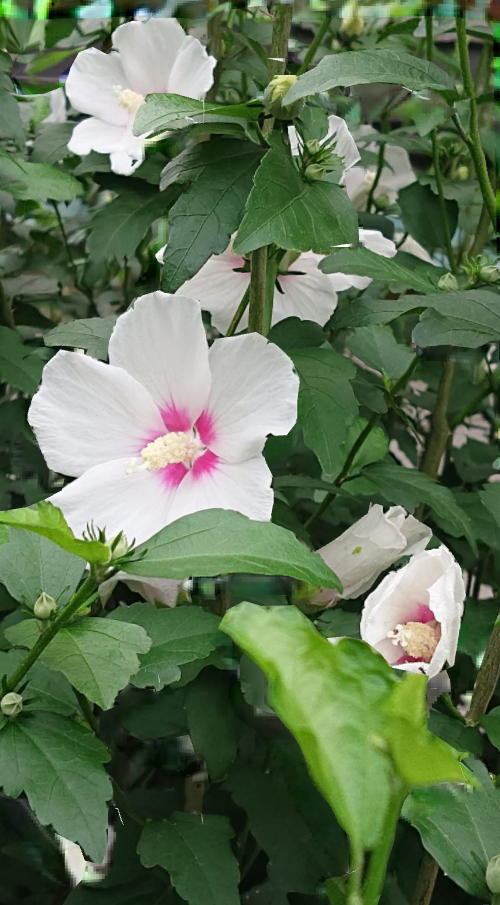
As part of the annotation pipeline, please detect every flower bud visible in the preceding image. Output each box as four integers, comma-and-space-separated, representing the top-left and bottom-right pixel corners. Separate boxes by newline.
304, 163, 326, 182
263, 75, 305, 121
1, 692, 23, 717
33, 591, 57, 620
305, 139, 321, 156
456, 165, 469, 181
438, 272, 459, 291
340, 14, 364, 38
374, 193, 390, 211
107, 532, 130, 561
486, 854, 500, 895
479, 264, 500, 284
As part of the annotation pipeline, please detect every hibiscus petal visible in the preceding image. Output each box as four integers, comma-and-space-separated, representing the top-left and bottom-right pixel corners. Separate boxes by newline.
167, 454, 274, 523
28, 351, 164, 477
359, 229, 397, 259
108, 293, 211, 430
99, 572, 180, 607
173, 244, 249, 335
65, 47, 129, 126
325, 114, 361, 170
168, 35, 217, 99
50, 458, 180, 545
68, 118, 144, 174
275, 252, 338, 326
201, 333, 298, 462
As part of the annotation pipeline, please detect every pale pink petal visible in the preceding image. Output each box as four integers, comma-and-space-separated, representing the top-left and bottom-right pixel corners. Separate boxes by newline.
28, 351, 164, 477
167, 454, 274, 523
359, 229, 397, 258
168, 36, 217, 99
68, 118, 144, 174
50, 458, 181, 545
65, 47, 129, 126
274, 251, 338, 326
173, 245, 249, 335
111, 19, 187, 95
200, 333, 298, 463
108, 293, 211, 430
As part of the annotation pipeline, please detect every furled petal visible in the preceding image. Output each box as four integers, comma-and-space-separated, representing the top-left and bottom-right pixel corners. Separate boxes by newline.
68, 117, 144, 174
201, 333, 298, 462
108, 293, 211, 430
167, 454, 275, 524
274, 252, 338, 326
395, 233, 434, 263
65, 47, 129, 125
45, 87, 67, 124
99, 572, 180, 607
172, 244, 249, 335
50, 458, 181, 545
398, 511, 433, 557
168, 35, 217, 99
28, 351, 164, 477
359, 229, 397, 259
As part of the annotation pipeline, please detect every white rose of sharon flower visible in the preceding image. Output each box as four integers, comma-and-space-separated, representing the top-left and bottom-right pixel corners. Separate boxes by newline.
359, 545, 466, 679
317, 504, 432, 601
158, 227, 397, 333
99, 573, 180, 608
27, 293, 299, 546
344, 125, 416, 211
65, 18, 216, 175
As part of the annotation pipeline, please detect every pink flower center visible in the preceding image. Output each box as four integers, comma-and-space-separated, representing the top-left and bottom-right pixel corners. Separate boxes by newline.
126, 429, 206, 475
387, 618, 441, 662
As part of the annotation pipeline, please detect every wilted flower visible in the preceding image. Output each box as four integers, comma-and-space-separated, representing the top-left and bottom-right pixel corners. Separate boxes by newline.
159, 228, 396, 334
28, 294, 298, 545
65, 18, 215, 175
317, 504, 432, 602
360, 546, 465, 678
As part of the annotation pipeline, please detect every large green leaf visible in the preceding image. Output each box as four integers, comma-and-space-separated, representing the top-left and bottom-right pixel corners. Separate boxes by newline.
185, 670, 240, 781
233, 134, 358, 255
5, 617, 152, 710
0, 502, 110, 564
0, 649, 78, 717
108, 602, 222, 690
121, 509, 342, 591
320, 247, 442, 294
0, 527, 84, 607
31, 122, 74, 164
291, 348, 359, 480
44, 316, 117, 361
0, 711, 111, 862
398, 183, 458, 253
0, 84, 25, 148
0, 327, 44, 395
138, 812, 240, 905
481, 706, 500, 750
403, 760, 500, 899
284, 50, 455, 104
87, 185, 170, 263
159, 139, 262, 293
0, 151, 82, 201
412, 289, 500, 348
133, 93, 261, 137
346, 325, 415, 381
479, 483, 500, 528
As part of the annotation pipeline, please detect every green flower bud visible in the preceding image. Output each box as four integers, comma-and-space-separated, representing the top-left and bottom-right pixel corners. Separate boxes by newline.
340, 14, 364, 38
438, 272, 459, 291
486, 854, 500, 895
305, 139, 321, 156
304, 163, 326, 182
479, 264, 500, 284
33, 591, 57, 620
263, 75, 305, 121
456, 165, 469, 181
107, 531, 130, 561
374, 193, 390, 211
1, 692, 23, 718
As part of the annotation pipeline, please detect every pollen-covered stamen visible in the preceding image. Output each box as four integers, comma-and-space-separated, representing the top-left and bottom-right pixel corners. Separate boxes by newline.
126, 431, 204, 475
113, 85, 145, 115
387, 620, 440, 661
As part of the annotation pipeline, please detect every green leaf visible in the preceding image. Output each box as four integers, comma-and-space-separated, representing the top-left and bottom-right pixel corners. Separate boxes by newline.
160, 139, 262, 293
346, 325, 415, 381
315, 608, 361, 640
87, 185, 169, 263
0, 87, 25, 148
0, 527, 84, 607
221, 602, 396, 850
458, 597, 499, 659
268, 317, 325, 352
403, 760, 500, 899
384, 715, 472, 788
5, 617, 152, 710
0, 151, 83, 201
122, 509, 342, 591
344, 418, 389, 471
108, 603, 222, 690
233, 134, 358, 255
412, 290, 500, 348
479, 483, 500, 528
0, 649, 78, 717
0, 711, 111, 862
133, 93, 262, 137
44, 316, 117, 360
0, 326, 44, 395
121, 686, 188, 740
320, 247, 441, 294
0, 502, 110, 564
429, 711, 483, 757
481, 707, 500, 750
185, 670, 240, 780
31, 122, 74, 164
291, 348, 359, 481
284, 50, 455, 104
138, 812, 240, 905
398, 183, 458, 253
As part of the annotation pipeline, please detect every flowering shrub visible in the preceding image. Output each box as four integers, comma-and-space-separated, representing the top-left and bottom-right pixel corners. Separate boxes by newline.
0, 9, 498, 905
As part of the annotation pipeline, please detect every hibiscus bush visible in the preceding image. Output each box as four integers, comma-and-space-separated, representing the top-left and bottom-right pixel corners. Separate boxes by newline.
0, 7, 498, 905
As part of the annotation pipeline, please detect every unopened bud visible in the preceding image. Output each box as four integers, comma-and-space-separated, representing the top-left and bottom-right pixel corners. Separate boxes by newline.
486, 854, 500, 895
438, 272, 458, 291
263, 74, 305, 121
456, 165, 469, 181
305, 139, 321, 156
304, 163, 326, 182
340, 14, 364, 38
33, 592, 57, 620
1, 692, 23, 717
374, 193, 390, 211
107, 532, 129, 561
479, 264, 500, 284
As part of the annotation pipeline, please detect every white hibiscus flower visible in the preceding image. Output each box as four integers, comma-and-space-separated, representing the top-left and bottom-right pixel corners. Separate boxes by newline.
65, 18, 216, 175
28, 294, 298, 546
344, 125, 416, 210
157, 228, 396, 334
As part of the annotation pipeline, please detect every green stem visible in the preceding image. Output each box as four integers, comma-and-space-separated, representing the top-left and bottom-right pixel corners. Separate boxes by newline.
262, 3, 293, 139
225, 284, 250, 337
419, 357, 455, 481
0, 281, 15, 329
248, 247, 268, 335
362, 780, 407, 905
469, 201, 492, 257
366, 143, 385, 213
4, 576, 97, 694
411, 850, 440, 905
455, 15, 496, 228
205, 10, 225, 104
74, 687, 101, 735
297, 15, 331, 75
347, 844, 364, 905
262, 255, 278, 337
465, 616, 500, 726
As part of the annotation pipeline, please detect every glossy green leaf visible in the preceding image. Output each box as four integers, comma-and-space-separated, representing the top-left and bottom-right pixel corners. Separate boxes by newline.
133, 93, 262, 137
346, 325, 415, 380
121, 509, 342, 590
0, 711, 111, 863
44, 316, 117, 360
0, 502, 110, 564
320, 246, 441, 294
233, 134, 358, 255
